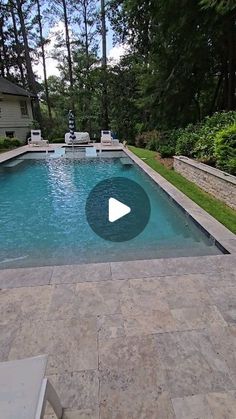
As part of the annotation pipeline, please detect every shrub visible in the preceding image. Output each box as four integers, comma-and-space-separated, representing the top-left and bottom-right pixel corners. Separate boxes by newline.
214, 125, 236, 175
135, 130, 160, 149
158, 144, 175, 158
0, 137, 21, 149
175, 124, 199, 157
193, 111, 236, 163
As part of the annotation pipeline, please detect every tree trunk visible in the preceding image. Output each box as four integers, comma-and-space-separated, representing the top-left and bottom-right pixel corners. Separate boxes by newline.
0, 16, 10, 77
10, 6, 26, 88
61, 0, 74, 110
36, 0, 52, 120
101, 0, 109, 129
15, 0, 42, 125
83, 0, 92, 134
227, 15, 236, 110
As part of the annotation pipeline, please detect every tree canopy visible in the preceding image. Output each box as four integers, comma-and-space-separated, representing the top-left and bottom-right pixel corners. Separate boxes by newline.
0, 0, 235, 142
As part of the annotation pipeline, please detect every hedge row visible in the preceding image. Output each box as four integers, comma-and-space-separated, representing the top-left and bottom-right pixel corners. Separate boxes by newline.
135, 111, 236, 175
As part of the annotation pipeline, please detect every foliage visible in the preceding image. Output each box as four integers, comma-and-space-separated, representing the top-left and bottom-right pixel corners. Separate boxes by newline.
0, 137, 21, 149
215, 125, 236, 174
135, 130, 160, 149
129, 146, 236, 234
175, 125, 199, 157
174, 111, 236, 170
158, 144, 175, 158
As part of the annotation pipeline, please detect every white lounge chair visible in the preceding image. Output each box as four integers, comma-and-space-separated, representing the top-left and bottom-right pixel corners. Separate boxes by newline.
28, 130, 49, 147
85, 147, 97, 157
0, 355, 63, 419
65, 132, 90, 144
101, 130, 112, 145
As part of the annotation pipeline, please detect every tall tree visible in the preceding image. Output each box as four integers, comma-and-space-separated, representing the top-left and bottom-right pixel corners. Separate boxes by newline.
101, 0, 109, 128
35, 0, 52, 119
15, 0, 42, 124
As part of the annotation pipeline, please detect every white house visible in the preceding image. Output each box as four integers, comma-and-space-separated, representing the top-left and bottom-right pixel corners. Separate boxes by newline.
0, 78, 35, 141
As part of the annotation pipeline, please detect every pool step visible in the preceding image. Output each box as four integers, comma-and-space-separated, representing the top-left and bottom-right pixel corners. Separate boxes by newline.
120, 157, 134, 166
2, 159, 24, 168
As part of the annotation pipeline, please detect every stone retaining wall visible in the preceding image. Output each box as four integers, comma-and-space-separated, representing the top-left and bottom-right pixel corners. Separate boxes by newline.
174, 156, 236, 210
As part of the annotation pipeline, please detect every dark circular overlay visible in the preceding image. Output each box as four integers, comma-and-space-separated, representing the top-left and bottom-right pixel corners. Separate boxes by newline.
85, 177, 151, 242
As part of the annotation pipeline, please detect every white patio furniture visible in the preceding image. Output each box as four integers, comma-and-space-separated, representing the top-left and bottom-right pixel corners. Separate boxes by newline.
28, 130, 49, 147
85, 147, 97, 157
65, 132, 90, 144
101, 130, 112, 145
0, 355, 63, 419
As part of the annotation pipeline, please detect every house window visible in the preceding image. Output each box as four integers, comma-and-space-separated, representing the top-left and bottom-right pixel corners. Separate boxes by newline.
5, 131, 15, 138
20, 100, 29, 116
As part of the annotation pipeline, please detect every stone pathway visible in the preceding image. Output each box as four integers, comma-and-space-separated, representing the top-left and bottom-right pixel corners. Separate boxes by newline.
0, 254, 236, 418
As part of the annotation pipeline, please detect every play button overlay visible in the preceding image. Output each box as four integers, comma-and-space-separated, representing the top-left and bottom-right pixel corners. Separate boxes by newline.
86, 177, 151, 242
109, 198, 131, 223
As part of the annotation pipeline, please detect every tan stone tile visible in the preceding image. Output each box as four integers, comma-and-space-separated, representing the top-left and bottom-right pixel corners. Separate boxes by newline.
75, 281, 127, 316
207, 286, 236, 325
0, 323, 18, 361
0, 285, 52, 325
121, 279, 168, 316
100, 374, 175, 419
172, 394, 213, 419
51, 263, 111, 284
8, 317, 98, 374
97, 314, 125, 341
155, 328, 235, 398
99, 335, 166, 378
0, 266, 53, 289
49, 370, 99, 411
124, 310, 176, 337
206, 391, 236, 418
171, 305, 227, 330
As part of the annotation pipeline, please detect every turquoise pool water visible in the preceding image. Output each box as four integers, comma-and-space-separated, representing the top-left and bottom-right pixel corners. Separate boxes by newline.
0, 153, 222, 268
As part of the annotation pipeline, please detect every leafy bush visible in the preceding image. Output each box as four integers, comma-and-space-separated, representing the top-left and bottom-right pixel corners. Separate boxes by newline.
214, 125, 236, 175
158, 144, 175, 158
193, 111, 236, 163
135, 130, 160, 149
0, 137, 21, 149
175, 124, 199, 157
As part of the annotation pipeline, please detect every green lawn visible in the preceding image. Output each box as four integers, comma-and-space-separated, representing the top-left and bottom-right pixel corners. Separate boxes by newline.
129, 146, 236, 234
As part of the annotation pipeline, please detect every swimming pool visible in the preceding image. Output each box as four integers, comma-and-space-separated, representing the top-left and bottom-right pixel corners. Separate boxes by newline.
0, 152, 222, 269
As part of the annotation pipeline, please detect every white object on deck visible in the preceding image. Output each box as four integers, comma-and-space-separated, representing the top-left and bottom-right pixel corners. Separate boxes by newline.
85, 147, 97, 157
28, 130, 49, 147
101, 130, 112, 145
0, 355, 63, 419
65, 132, 90, 144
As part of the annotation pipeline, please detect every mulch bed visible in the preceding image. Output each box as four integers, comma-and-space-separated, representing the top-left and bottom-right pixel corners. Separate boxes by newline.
155, 152, 174, 169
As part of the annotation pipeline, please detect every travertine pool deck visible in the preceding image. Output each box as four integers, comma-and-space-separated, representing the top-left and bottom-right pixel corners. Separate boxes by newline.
0, 145, 236, 418
1, 254, 236, 419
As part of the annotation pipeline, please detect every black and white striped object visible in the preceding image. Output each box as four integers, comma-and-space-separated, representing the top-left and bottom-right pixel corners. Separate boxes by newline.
68, 110, 76, 142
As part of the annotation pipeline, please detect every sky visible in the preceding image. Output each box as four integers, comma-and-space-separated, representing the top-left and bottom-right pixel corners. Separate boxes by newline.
34, 19, 126, 80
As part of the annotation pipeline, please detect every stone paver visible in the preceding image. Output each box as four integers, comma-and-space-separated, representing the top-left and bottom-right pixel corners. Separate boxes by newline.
51, 263, 111, 284
0, 266, 53, 288
1, 254, 236, 417
8, 317, 98, 374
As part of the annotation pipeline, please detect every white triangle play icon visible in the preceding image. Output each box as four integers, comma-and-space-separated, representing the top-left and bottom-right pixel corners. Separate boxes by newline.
109, 198, 131, 223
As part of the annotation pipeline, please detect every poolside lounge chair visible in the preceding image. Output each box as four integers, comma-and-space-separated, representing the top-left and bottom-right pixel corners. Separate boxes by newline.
101, 130, 113, 145
0, 355, 63, 419
28, 130, 49, 147
86, 147, 97, 157
65, 132, 90, 144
